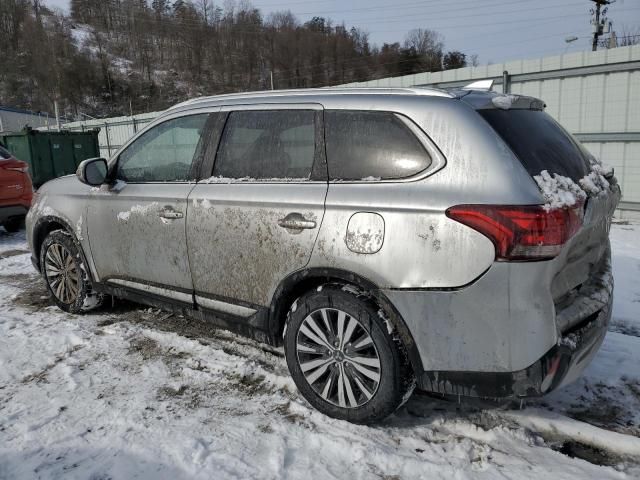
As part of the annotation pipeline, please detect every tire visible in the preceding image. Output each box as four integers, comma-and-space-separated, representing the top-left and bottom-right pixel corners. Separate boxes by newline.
40, 230, 103, 314
2, 217, 23, 233
284, 284, 415, 424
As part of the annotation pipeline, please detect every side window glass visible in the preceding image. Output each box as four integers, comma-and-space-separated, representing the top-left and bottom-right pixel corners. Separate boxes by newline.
117, 114, 208, 182
325, 111, 431, 180
213, 110, 316, 180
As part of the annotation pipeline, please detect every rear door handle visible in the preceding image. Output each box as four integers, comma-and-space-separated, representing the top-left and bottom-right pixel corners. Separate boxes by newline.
158, 207, 184, 219
278, 212, 316, 230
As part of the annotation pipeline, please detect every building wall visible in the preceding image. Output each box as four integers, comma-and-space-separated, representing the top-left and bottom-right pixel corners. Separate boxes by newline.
0, 107, 56, 133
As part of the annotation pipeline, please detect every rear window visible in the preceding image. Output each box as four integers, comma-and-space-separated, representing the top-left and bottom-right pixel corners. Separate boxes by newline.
325, 111, 431, 180
214, 110, 316, 180
479, 109, 589, 181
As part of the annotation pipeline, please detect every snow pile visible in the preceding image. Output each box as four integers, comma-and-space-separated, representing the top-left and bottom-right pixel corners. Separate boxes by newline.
533, 170, 586, 210
579, 156, 615, 196
534, 156, 616, 210
491, 94, 520, 110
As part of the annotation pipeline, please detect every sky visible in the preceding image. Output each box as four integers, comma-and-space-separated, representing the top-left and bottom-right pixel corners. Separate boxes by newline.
44, 0, 640, 65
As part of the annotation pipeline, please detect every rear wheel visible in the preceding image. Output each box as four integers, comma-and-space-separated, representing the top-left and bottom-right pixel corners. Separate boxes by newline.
40, 230, 103, 313
284, 284, 414, 424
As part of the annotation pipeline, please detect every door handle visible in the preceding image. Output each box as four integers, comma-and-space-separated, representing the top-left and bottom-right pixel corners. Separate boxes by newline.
278, 212, 317, 230
158, 207, 184, 219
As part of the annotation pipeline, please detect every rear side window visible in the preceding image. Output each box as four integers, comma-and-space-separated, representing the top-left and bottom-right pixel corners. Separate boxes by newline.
479, 109, 589, 182
214, 110, 316, 180
325, 111, 431, 180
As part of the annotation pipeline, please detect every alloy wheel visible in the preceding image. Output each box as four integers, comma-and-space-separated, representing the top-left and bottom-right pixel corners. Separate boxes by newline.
296, 307, 381, 408
44, 243, 80, 304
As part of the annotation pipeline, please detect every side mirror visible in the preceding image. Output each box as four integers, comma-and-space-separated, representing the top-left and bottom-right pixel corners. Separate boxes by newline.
77, 158, 108, 186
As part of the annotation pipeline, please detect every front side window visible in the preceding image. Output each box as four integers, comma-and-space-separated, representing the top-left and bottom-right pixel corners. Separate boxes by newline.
325, 111, 432, 180
117, 114, 209, 182
213, 110, 316, 180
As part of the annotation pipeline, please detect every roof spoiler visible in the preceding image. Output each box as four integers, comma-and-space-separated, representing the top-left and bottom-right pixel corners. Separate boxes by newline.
462, 79, 494, 91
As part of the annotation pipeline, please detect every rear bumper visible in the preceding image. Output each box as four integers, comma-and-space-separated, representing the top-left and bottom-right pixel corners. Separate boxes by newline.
383, 245, 613, 399
0, 204, 29, 223
417, 302, 610, 398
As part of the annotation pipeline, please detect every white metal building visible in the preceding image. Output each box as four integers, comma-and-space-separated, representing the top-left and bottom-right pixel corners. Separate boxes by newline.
0, 106, 57, 133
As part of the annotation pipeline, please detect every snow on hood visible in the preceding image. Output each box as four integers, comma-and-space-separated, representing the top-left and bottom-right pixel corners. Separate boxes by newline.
534, 156, 616, 211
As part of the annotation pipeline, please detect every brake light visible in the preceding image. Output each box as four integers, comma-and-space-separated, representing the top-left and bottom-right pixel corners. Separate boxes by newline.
5, 166, 28, 173
0, 161, 28, 173
445, 204, 583, 261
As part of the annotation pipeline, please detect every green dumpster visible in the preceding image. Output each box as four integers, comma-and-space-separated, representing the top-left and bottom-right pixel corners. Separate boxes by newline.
0, 127, 100, 187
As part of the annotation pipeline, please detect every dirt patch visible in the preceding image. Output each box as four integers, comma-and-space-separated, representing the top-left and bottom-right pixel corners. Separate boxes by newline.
609, 320, 640, 338
127, 335, 164, 360
551, 440, 622, 467
0, 249, 29, 259
272, 401, 310, 426
157, 384, 189, 400
7, 274, 54, 310
561, 383, 640, 438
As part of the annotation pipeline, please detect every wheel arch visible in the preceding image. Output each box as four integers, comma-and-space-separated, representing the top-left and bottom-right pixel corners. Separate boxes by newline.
268, 267, 424, 374
33, 215, 94, 282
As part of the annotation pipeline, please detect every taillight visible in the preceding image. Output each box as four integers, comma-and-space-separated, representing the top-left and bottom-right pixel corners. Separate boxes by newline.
445, 204, 584, 261
5, 166, 28, 173
0, 160, 28, 173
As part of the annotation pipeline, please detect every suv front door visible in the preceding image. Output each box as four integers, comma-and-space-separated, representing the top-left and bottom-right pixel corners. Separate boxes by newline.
186, 105, 327, 317
87, 112, 212, 303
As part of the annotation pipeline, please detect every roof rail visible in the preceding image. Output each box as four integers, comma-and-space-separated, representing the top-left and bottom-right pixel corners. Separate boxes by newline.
167, 87, 454, 110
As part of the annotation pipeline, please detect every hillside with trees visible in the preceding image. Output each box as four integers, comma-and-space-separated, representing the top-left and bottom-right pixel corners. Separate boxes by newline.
0, 0, 473, 119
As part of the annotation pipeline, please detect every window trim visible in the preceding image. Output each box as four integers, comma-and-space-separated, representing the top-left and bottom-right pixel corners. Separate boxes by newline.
204, 103, 328, 184
108, 107, 220, 185
323, 109, 446, 184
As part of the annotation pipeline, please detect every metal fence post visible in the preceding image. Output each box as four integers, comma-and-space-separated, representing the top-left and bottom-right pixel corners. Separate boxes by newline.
105, 123, 111, 157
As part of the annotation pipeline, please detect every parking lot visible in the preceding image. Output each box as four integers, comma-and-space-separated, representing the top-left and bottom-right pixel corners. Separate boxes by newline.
1, 220, 639, 479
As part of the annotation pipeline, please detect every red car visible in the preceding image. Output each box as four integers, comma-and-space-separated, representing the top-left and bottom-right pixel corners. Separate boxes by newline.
0, 143, 33, 232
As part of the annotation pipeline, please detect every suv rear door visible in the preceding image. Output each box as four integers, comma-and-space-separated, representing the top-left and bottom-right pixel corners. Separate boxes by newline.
186, 104, 327, 315
479, 107, 620, 326
87, 112, 213, 303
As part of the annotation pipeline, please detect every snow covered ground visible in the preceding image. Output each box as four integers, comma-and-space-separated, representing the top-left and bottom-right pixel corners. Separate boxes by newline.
1, 221, 639, 479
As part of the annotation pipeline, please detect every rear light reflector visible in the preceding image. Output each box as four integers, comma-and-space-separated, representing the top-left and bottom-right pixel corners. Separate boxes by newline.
445, 203, 583, 261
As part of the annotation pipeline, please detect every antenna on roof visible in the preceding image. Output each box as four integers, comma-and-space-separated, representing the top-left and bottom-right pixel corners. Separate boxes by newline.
462, 79, 494, 91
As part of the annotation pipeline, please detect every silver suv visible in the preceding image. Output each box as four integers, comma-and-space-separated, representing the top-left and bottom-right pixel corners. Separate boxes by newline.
26, 87, 620, 423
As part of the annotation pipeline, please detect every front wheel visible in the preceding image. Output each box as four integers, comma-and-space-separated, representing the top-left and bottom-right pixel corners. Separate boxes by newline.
284, 285, 414, 424
40, 230, 103, 313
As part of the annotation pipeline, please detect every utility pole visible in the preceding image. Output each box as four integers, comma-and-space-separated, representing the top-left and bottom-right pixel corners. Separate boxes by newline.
590, 0, 613, 51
